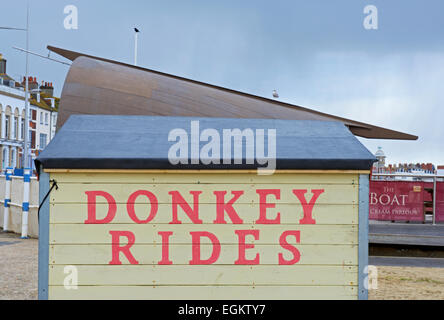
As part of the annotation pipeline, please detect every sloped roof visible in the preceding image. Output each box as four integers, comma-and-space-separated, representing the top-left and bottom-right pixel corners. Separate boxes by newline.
48, 45, 417, 141
36, 115, 377, 171
0, 74, 59, 112
0, 73, 15, 82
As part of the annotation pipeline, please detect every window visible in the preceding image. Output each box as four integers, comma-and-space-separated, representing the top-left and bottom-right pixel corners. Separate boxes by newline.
21, 118, 24, 140
39, 133, 47, 149
13, 117, 17, 139
2, 148, 7, 169
5, 115, 10, 139
45, 113, 48, 126
40, 112, 43, 125
11, 149, 16, 168
29, 130, 35, 149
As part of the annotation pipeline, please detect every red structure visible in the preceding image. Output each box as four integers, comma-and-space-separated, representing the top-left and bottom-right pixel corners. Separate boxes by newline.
369, 180, 444, 223
437, 182, 444, 222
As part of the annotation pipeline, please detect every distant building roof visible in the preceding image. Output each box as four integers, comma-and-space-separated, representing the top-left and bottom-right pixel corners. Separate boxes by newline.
375, 147, 385, 158
0, 74, 15, 82
36, 115, 377, 171
0, 74, 59, 112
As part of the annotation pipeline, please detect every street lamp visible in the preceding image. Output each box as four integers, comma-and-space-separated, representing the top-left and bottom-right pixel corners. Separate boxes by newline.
134, 27, 140, 66
0, 3, 31, 170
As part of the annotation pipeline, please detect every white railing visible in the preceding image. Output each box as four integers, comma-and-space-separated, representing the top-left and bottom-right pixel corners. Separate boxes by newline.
0, 171, 38, 238
0, 83, 26, 98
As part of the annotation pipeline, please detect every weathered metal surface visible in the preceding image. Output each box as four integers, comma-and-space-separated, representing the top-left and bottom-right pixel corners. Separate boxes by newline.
369, 223, 444, 247
48, 46, 417, 141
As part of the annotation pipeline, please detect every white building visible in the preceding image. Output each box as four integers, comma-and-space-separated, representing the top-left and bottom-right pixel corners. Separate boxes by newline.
0, 53, 58, 170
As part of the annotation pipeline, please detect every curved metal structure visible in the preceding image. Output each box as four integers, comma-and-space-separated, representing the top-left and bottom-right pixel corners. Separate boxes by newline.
49, 45, 417, 140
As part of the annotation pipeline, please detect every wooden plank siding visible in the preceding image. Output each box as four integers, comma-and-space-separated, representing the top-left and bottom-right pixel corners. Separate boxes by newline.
50, 203, 359, 225
47, 171, 360, 300
48, 286, 358, 300
49, 184, 358, 204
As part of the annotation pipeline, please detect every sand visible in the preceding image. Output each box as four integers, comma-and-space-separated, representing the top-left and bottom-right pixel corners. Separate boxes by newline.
369, 266, 444, 300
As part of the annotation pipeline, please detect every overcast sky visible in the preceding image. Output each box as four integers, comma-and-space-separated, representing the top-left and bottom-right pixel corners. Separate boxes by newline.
1, 0, 443, 165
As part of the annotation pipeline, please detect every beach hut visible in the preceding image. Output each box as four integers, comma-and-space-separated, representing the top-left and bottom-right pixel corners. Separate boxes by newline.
36, 115, 376, 300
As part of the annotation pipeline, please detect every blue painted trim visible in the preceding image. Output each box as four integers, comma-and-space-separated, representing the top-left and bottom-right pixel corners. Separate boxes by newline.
38, 166, 50, 300
358, 174, 369, 300
24, 168, 32, 182
5, 167, 13, 181
13, 168, 24, 177
22, 202, 29, 212
4, 199, 10, 208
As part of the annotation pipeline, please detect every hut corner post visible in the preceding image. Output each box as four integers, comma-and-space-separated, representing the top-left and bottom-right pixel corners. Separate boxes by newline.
358, 174, 370, 300
38, 165, 50, 300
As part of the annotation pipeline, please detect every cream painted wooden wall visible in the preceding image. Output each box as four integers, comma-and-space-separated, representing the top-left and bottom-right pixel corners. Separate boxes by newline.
48, 171, 360, 300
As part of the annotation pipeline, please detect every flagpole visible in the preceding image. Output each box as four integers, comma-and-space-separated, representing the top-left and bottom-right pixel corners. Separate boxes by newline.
24, 1, 30, 170
134, 31, 138, 66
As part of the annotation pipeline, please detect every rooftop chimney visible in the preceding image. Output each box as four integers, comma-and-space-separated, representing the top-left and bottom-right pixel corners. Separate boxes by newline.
40, 81, 54, 97
23, 76, 39, 91
0, 54, 6, 74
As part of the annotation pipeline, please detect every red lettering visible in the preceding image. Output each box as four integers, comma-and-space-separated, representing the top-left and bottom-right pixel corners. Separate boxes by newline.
278, 231, 301, 265
213, 191, 244, 224
84, 191, 116, 224
158, 231, 173, 265
169, 191, 203, 224
189, 232, 221, 265
235, 230, 260, 265
292, 189, 324, 225
127, 190, 158, 224
255, 189, 281, 224
109, 231, 139, 265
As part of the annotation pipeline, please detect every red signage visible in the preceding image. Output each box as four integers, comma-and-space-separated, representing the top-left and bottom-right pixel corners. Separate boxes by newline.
436, 182, 444, 222
369, 181, 424, 221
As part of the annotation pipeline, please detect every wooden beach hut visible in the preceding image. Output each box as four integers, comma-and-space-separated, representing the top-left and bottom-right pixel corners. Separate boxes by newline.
36, 115, 376, 300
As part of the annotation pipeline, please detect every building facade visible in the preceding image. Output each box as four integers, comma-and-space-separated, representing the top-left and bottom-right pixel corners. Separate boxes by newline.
0, 53, 58, 170
371, 146, 437, 182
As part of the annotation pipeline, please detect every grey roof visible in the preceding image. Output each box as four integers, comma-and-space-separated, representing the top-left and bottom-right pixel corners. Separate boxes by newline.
36, 115, 377, 171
